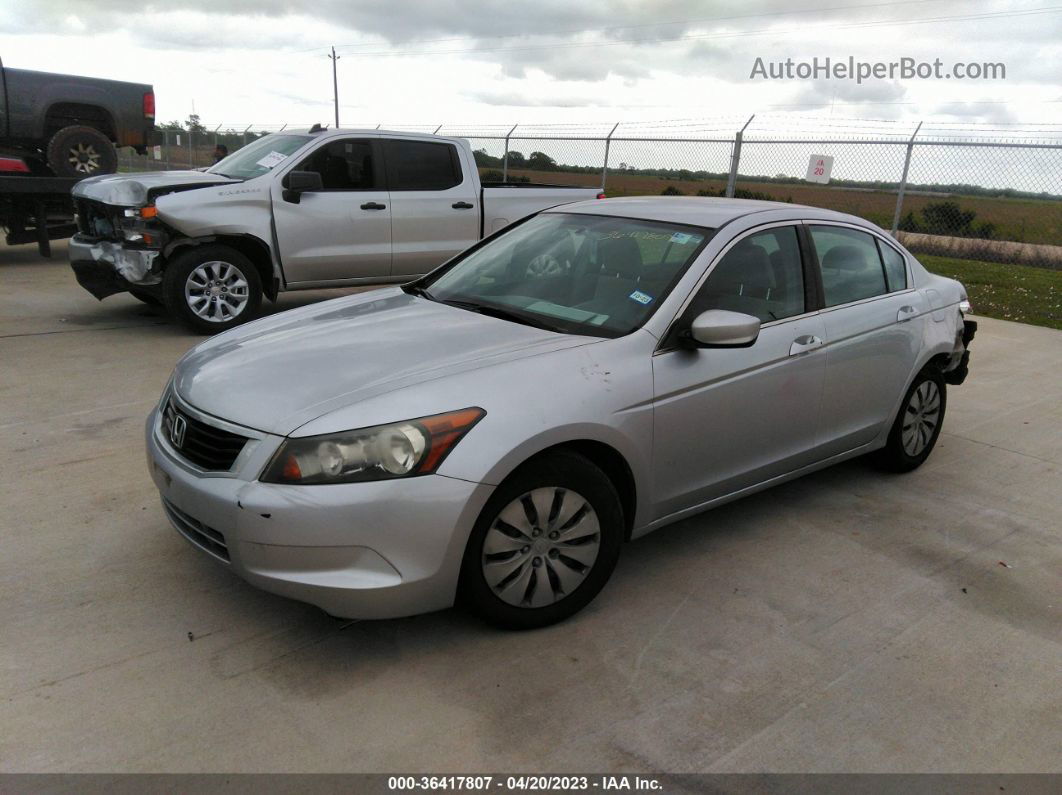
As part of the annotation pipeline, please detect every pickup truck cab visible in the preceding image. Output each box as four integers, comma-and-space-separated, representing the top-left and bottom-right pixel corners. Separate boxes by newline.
69, 128, 603, 332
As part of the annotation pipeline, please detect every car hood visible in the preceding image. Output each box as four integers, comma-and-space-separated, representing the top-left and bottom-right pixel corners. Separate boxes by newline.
71, 170, 240, 206
172, 288, 598, 436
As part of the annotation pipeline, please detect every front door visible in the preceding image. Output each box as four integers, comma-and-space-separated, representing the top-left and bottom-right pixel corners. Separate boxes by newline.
273, 137, 392, 285
652, 224, 826, 519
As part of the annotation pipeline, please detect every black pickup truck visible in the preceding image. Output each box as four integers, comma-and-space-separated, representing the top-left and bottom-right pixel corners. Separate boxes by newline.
0, 61, 156, 177
0, 61, 157, 255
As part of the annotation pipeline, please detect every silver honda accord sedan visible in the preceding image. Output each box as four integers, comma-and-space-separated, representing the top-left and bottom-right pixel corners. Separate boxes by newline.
147, 197, 976, 628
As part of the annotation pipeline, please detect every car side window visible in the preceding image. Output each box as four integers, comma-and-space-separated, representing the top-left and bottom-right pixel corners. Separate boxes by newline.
877, 240, 908, 292
688, 226, 805, 324
809, 226, 889, 307
383, 140, 462, 191
297, 139, 377, 191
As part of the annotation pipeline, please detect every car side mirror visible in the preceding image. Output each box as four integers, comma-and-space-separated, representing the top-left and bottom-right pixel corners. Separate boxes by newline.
682, 309, 761, 348
281, 170, 323, 204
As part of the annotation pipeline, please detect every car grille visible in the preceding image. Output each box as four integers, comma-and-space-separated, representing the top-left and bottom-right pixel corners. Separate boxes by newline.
161, 398, 249, 471
162, 498, 230, 562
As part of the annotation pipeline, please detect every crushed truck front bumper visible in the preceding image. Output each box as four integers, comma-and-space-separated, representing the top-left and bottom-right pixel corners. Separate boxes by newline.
69, 234, 161, 299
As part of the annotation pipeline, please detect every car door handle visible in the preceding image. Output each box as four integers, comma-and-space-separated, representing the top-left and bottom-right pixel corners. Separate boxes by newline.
360, 202, 386, 211
789, 335, 824, 356
452, 201, 474, 209
897, 305, 917, 322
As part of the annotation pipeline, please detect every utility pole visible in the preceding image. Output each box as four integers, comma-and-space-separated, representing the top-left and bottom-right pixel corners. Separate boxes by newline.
328, 46, 340, 128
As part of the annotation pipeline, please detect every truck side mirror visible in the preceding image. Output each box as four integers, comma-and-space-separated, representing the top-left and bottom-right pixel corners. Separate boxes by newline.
282, 171, 323, 204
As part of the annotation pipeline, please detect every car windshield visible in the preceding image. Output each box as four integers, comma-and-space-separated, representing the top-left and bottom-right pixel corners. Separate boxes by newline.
207, 134, 312, 180
418, 212, 711, 337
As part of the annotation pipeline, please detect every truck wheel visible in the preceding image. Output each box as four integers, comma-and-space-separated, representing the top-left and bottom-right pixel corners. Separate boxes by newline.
163, 245, 262, 334
46, 125, 118, 177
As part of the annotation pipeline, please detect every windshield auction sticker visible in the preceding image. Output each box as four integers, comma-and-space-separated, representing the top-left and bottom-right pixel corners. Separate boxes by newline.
255, 150, 289, 169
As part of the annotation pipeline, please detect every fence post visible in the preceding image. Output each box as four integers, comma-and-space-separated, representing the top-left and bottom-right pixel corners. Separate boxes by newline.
891, 121, 922, 236
243, 124, 251, 149
601, 122, 619, 191
725, 115, 755, 198
189, 128, 194, 169
502, 124, 518, 182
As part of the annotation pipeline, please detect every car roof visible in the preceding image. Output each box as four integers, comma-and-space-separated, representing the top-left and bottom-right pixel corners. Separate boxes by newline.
547, 196, 876, 231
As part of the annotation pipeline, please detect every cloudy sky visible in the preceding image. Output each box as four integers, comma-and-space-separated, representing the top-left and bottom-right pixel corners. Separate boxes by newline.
3, 0, 1061, 136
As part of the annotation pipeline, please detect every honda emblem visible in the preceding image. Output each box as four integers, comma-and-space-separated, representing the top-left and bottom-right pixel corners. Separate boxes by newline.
170, 414, 187, 449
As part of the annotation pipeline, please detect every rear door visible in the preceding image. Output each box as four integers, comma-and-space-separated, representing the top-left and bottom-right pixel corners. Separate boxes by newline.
273, 137, 391, 285
383, 139, 480, 277
651, 224, 827, 518
807, 223, 927, 456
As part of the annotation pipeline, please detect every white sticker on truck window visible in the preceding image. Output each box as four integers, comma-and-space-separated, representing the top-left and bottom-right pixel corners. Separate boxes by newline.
629, 290, 654, 305
669, 232, 693, 245
255, 151, 289, 169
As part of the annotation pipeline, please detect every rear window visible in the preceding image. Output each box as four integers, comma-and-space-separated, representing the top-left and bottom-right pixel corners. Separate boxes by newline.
384, 140, 462, 191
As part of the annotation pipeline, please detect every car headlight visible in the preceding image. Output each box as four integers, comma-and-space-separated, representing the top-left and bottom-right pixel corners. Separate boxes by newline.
260, 407, 486, 485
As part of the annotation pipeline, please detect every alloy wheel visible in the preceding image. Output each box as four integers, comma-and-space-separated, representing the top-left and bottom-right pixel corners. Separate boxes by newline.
68, 143, 102, 174
184, 260, 251, 323
482, 487, 601, 608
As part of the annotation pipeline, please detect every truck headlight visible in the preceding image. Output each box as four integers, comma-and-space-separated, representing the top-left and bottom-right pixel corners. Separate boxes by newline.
261, 407, 486, 485
121, 206, 164, 247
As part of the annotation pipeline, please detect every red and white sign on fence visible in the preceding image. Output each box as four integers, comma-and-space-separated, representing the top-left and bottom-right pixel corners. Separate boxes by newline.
806, 154, 834, 184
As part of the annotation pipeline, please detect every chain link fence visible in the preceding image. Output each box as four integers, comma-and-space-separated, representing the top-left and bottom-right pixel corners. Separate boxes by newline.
118, 119, 1062, 267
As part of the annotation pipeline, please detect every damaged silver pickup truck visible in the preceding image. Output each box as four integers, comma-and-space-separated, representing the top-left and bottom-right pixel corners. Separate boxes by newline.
69, 127, 604, 333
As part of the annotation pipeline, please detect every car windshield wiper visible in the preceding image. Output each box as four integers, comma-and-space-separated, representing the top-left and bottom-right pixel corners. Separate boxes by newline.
438, 298, 563, 332
402, 283, 436, 301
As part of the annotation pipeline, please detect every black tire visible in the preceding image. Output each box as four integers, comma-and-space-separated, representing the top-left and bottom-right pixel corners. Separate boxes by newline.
872, 366, 947, 473
458, 451, 624, 629
46, 125, 117, 177
128, 289, 162, 307
162, 245, 263, 334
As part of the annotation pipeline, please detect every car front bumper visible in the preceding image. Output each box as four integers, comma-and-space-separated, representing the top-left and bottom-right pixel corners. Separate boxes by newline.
69, 233, 160, 299
145, 404, 494, 619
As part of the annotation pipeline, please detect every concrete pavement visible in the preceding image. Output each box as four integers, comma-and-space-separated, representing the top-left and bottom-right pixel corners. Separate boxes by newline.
1, 241, 1059, 772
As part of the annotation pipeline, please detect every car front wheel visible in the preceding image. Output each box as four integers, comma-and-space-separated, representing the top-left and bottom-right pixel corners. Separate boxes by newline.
459, 451, 623, 629
873, 366, 947, 472
163, 245, 262, 334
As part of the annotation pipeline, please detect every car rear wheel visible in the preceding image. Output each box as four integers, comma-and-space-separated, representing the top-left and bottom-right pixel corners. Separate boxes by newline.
459, 451, 623, 629
46, 125, 118, 177
163, 245, 262, 334
873, 366, 947, 472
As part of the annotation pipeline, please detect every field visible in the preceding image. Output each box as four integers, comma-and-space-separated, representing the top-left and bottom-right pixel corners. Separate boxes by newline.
922, 254, 1062, 330
506, 168, 1062, 248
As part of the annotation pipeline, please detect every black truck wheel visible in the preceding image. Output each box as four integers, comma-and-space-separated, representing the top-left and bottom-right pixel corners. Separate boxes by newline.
46, 125, 118, 177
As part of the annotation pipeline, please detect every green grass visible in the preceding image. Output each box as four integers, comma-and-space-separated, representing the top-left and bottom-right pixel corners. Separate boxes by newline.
921, 255, 1062, 330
